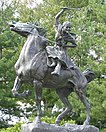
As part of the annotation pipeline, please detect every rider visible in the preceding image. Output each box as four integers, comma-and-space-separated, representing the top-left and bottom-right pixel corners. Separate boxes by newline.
46, 7, 77, 75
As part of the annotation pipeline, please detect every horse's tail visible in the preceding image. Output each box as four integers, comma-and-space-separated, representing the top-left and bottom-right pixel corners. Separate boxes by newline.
83, 69, 96, 83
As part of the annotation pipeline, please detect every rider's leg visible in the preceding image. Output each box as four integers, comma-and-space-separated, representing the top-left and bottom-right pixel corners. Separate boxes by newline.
51, 61, 61, 75
50, 58, 56, 67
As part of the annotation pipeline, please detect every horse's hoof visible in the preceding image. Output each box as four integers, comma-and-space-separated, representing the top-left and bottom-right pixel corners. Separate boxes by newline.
35, 117, 41, 124
23, 90, 32, 96
55, 120, 60, 125
83, 121, 89, 126
13, 92, 20, 97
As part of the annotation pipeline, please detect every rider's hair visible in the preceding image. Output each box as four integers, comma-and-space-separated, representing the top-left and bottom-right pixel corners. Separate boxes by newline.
62, 21, 71, 28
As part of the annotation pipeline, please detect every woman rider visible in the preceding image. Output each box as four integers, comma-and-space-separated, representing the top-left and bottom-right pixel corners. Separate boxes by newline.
47, 7, 77, 75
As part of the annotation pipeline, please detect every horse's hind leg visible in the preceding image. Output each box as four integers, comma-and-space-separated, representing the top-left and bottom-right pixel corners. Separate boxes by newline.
75, 89, 90, 125
55, 88, 72, 125
33, 80, 42, 124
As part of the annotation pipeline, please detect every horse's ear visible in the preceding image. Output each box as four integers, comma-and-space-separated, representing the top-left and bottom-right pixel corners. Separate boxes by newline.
34, 22, 39, 26
33, 22, 46, 36
37, 27, 47, 36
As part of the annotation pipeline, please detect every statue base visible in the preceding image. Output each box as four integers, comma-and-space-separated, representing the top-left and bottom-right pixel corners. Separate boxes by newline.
21, 122, 99, 132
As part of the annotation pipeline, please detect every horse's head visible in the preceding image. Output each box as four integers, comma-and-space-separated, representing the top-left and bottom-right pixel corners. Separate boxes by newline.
9, 21, 46, 37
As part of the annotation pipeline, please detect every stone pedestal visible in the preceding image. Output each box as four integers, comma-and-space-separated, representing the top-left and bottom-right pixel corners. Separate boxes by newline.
21, 122, 99, 132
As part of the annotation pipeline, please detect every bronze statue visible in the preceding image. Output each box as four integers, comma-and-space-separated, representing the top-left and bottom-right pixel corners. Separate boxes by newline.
9, 13, 95, 125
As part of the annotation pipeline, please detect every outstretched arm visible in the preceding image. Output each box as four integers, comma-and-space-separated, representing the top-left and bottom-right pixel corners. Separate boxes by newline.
63, 44, 77, 48
55, 7, 70, 26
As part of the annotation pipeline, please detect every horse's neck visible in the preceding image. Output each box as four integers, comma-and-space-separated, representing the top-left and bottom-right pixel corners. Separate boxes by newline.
21, 35, 36, 55
15, 29, 46, 70
25, 28, 41, 53
15, 35, 37, 66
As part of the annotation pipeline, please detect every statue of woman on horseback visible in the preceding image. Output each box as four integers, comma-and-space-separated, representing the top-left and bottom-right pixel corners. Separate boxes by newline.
9, 8, 96, 125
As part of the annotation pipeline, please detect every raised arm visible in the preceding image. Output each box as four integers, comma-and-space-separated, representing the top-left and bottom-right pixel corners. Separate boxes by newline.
55, 7, 70, 26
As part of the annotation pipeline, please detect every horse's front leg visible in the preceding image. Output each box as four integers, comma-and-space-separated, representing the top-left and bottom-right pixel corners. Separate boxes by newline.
12, 76, 22, 97
12, 76, 31, 97
33, 80, 42, 124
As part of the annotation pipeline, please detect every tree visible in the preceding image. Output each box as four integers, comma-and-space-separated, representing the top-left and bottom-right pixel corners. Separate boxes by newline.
0, 0, 26, 128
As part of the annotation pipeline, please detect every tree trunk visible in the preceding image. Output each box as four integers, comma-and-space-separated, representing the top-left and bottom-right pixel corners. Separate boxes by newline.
0, 46, 2, 59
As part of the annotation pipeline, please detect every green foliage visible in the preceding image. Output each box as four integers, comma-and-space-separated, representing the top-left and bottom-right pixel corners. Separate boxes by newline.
1, 122, 22, 132
100, 128, 106, 132
41, 116, 75, 125
0, 0, 27, 128
29, 114, 75, 125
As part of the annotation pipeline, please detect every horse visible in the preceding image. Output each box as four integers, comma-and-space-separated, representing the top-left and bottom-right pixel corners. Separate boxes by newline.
9, 21, 95, 125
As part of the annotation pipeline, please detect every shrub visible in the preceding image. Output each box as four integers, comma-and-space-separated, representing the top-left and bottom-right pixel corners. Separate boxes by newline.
1, 122, 22, 132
